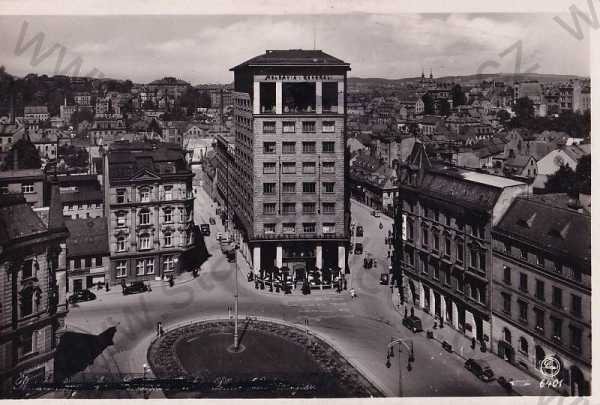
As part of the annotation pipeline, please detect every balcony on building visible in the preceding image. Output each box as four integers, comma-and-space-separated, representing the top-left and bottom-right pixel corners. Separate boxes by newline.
257, 80, 341, 115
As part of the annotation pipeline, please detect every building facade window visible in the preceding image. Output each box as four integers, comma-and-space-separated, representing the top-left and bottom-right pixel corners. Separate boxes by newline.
456, 240, 464, 264
302, 142, 316, 154
264, 223, 275, 234
164, 231, 172, 247
163, 185, 173, 201
263, 142, 276, 153
552, 286, 563, 308
571, 294, 582, 318
163, 255, 175, 272
519, 273, 528, 292
322, 161, 335, 173
534, 308, 545, 332
302, 202, 316, 214
282, 121, 295, 133
323, 202, 336, 214
323, 182, 335, 193
263, 183, 275, 194
282, 182, 296, 193
263, 121, 276, 133
303, 223, 316, 233
282, 142, 296, 154
263, 162, 276, 174
519, 337, 529, 354
551, 317, 562, 342
282, 162, 296, 173
21, 183, 35, 194
518, 300, 528, 322
116, 212, 127, 227
302, 162, 316, 173
503, 266, 511, 284
535, 279, 545, 301
116, 188, 126, 203
139, 209, 150, 225
303, 182, 316, 193
502, 293, 511, 314
263, 203, 276, 215
302, 121, 316, 133
570, 325, 582, 352
282, 223, 296, 234
322, 223, 335, 234
116, 260, 127, 277
282, 203, 296, 215
139, 233, 151, 250
322, 121, 335, 132
322, 141, 335, 153
140, 187, 152, 203
136, 259, 145, 275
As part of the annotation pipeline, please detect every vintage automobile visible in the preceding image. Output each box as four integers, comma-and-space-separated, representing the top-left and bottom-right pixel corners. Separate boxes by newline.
200, 224, 210, 236
123, 281, 149, 295
363, 253, 374, 269
464, 358, 495, 382
68, 289, 96, 304
402, 315, 424, 333
355, 225, 364, 237
354, 242, 363, 255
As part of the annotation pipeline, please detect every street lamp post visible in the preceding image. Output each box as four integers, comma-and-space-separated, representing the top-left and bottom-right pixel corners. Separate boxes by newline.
385, 337, 414, 397
233, 242, 239, 350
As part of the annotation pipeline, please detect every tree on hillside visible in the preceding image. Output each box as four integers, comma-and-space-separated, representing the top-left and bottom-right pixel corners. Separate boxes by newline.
497, 109, 511, 126
450, 84, 467, 107
512, 97, 535, 127
422, 93, 435, 115
544, 163, 577, 195
2, 139, 41, 170
437, 99, 451, 116
148, 119, 161, 135
575, 154, 591, 194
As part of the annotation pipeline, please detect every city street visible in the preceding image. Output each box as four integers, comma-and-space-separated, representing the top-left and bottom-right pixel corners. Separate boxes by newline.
63, 179, 512, 397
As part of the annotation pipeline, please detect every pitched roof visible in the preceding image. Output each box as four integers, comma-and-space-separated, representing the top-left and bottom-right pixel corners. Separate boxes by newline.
0, 193, 47, 245
495, 195, 590, 268
231, 49, 350, 70
562, 144, 591, 162
64, 217, 109, 257
504, 155, 534, 169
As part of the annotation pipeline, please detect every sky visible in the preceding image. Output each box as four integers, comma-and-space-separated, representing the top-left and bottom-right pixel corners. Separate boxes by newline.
0, 13, 591, 84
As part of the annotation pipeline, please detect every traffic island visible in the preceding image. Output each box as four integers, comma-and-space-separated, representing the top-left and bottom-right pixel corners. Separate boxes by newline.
147, 319, 383, 398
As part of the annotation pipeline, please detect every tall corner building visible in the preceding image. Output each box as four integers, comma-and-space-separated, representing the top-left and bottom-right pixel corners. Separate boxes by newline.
226, 49, 351, 283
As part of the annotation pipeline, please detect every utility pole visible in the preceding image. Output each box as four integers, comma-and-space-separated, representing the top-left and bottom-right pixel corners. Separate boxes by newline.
233, 242, 239, 350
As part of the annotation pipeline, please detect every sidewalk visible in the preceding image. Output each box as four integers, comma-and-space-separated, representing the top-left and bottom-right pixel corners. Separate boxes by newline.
390, 291, 558, 397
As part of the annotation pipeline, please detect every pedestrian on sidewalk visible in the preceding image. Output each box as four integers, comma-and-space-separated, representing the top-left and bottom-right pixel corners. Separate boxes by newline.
471, 337, 476, 350
350, 288, 357, 299
156, 322, 162, 337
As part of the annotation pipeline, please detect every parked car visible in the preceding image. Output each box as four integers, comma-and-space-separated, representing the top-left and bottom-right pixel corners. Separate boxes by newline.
363, 255, 374, 269
217, 232, 223, 241
68, 289, 96, 304
379, 273, 389, 285
402, 315, 423, 333
209, 217, 216, 225
123, 281, 149, 295
356, 225, 364, 237
354, 242, 363, 255
200, 224, 210, 236
372, 210, 381, 218
464, 358, 494, 382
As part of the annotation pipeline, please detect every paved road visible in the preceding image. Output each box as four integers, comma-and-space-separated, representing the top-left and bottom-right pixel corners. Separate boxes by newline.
64, 177, 510, 397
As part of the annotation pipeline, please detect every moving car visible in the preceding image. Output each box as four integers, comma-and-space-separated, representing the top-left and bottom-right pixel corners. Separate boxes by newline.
68, 289, 96, 304
217, 232, 223, 241
372, 210, 381, 218
200, 224, 210, 236
379, 273, 389, 285
363, 255, 374, 269
354, 242, 363, 255
356, 225, 364, 237
402, 315, 423, 333
123, 281, 149, 295
209, 217, 216, 225
464, 358, 494, 382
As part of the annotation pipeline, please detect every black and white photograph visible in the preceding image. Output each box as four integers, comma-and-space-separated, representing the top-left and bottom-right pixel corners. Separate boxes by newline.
0, 0, 595, 401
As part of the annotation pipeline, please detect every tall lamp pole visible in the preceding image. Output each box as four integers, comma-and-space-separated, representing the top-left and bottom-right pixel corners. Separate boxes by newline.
385, 337, 415, 397
233, 241, 239, 350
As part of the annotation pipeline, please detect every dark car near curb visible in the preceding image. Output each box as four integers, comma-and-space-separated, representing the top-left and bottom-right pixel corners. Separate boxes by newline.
355, 225, 364, 237
68, 289, 96, 304
123, 281, 149, 295
354, 242, 363, 255
200, 224, 210, 236
402, 315, 423, 333
464, 358, 494, 382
